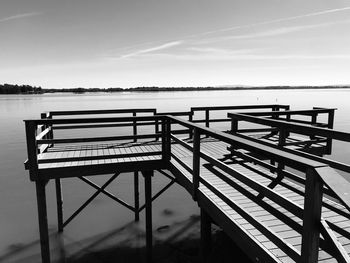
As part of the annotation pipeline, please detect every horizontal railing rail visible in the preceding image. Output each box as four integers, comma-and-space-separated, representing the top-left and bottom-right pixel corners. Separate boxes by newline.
237, 108, 335, 128
47, 108, 157, 116
228, 113, 348, 141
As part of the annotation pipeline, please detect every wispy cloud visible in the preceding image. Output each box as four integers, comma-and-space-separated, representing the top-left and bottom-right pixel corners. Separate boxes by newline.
194, 6, 350, 37
202, 20, 350, 42
0, 12, 42, 23
146, 47, 350, 61
119, 41, 183, 59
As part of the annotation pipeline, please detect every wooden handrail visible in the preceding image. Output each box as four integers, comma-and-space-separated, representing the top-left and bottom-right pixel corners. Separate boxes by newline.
239, 108, 336, 117
48, 108, 157, 116
228, 113, 350, 142
24, 115, 166, 125
190, 104, 290, 111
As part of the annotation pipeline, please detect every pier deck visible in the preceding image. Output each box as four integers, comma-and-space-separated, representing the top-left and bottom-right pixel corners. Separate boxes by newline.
24, 105, 350, 263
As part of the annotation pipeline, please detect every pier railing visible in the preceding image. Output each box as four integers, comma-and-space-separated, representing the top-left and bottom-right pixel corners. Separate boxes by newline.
25, 115, 168, 180
227, 109, 350, 174
40, 104, 291, 138
166, 115, 350, 263
228, 108, 335, 154
189, 104, 289, 130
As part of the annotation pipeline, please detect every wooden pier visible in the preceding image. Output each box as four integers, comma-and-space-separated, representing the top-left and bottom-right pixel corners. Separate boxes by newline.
24, 105, 350, 263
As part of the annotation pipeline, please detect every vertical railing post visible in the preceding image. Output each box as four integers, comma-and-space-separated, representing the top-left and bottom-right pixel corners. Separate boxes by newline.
310, 113, 317, 140
230, 117, 238, 134
301, 168, 323, 263
192, 128, 200, 201
326, 109, 335, 154
285, 112, 291, 137
134, 171, 139, 221
272, 105, 278, 119
36, 179, 51, 263
189, 110, 194, 139
25, 121, 38, 181
161, 117, 171, 162
154, 110, 159, 141
133, 111, 137, 142
278, 128, 287, 147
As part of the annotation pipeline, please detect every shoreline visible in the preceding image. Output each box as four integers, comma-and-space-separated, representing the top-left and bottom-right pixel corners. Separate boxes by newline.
1, 85, 350, 95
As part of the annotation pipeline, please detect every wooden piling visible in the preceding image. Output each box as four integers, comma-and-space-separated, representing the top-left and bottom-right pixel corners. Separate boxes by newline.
200, 208, 212, 262
35, 179, 51, 263
134, 171, 140, 221
143, 170, 153, 263
55, 178, 64, 232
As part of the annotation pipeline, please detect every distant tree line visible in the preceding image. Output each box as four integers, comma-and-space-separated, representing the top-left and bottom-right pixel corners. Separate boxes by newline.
1, 83, 350, 94
0, 84, 43, 94
44, 87, 124, 93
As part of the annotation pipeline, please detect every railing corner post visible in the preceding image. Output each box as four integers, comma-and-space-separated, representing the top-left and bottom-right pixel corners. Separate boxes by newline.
162, 117, 171, 163
189, 111, 194, 139
326, 109, 335, 154
192, 128, 200, 201
230, 117, 238, 134
25, 121, 39, 181
301, 168, 323, 263
132, 111, 137, 143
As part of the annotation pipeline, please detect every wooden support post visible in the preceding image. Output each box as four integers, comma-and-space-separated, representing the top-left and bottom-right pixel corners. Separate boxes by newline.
326, 110, 335, 154
55, 178, 64, 232
189, 111, 194, 139
230, 118, 238, 134
161, 118, 171, 162
301, 168, 323, 263
278, 128, 287, 147
286, 113, 291, 137
143, 170, 153, 263
192, 128, 200, 201
25, 121, 38, 181
310, 114, 317, 139
133, 111, 137, 142
134, 171, 140, 222
205, 109, 210, 128
35, 179, 51, 263
200, 208, 212, 262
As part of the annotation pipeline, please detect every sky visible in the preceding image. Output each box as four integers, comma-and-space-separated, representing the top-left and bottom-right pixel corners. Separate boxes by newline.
1, 0, 350, 88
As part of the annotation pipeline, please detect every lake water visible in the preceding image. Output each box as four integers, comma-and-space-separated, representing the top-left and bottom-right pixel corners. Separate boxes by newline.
1, 89, 350, 262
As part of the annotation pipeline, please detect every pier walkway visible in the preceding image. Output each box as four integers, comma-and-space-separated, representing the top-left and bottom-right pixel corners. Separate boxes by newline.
24, 105, 350, 263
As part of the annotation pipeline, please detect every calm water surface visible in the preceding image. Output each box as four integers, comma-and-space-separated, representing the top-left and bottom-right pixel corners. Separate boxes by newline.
1, 89, 350, 261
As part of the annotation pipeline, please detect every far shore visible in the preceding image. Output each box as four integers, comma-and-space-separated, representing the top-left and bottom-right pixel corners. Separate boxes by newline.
1, 85, 350, 95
